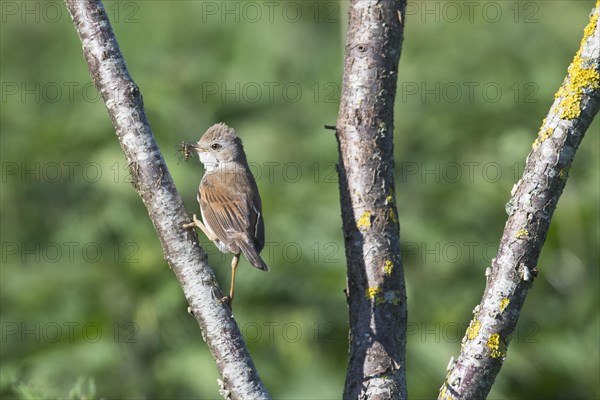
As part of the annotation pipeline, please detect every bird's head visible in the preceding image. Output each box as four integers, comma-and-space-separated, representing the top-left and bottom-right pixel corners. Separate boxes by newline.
186, 123, 246, 170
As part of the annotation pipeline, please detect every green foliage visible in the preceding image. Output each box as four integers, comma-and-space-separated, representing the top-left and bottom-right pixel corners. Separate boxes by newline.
1, 1, 598, 399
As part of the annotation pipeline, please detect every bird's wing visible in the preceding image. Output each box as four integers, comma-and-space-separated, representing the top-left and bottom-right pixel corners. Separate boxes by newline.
199, 177, 251, 245
250, 181, 265, 251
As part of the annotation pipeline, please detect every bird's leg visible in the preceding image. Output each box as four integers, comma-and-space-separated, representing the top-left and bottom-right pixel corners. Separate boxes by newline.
183, 214, 218, 241
197, 220, 218, 242
220, 253, 240, 304
230, 253, 239, 301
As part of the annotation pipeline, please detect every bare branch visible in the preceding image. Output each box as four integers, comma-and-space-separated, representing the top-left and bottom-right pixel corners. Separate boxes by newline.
63, 1, 271, 399
335, 1, 408, 399
439, 5, 600, 399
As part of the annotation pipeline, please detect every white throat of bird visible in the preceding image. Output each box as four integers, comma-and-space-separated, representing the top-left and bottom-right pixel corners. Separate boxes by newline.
198, 151, 219, 172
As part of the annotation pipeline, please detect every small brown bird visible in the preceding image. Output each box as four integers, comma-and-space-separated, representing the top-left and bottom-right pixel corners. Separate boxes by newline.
183, 123, 269, 303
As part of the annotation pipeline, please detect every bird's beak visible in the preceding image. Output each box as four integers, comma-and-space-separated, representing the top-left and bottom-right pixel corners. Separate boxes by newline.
180, 141, 205, 161
183, 142, 206, 154
187, 142, 202, 152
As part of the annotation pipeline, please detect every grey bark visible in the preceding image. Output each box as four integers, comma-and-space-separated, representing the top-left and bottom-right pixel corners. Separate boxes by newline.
335, 1, 408, 399
439, 6, 600, 399
63, 1, 271, 399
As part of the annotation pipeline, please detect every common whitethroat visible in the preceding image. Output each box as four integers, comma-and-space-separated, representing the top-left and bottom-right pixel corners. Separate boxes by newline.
182, 123, 269, 304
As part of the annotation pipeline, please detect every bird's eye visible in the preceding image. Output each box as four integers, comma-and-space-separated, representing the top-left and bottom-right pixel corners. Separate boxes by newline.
211, 143, 221, 150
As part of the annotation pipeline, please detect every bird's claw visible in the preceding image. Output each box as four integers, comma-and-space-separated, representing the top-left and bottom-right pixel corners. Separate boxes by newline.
182, 214, 200, 229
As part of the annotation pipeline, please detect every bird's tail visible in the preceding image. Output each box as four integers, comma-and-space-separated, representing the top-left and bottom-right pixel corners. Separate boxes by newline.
238, 240, 269, 271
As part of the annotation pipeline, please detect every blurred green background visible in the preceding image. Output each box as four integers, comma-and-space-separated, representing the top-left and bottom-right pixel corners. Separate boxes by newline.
1, 1, 598, 399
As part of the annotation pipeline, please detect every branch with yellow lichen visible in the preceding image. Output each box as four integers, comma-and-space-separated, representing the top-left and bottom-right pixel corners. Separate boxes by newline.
335, 1, 408, 399
439, 4, 600, 400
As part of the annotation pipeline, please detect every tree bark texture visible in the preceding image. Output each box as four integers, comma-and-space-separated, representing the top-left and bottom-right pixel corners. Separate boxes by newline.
64, 1, 271, 399
439, 5, 600, 399
335, 1, 408, 399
